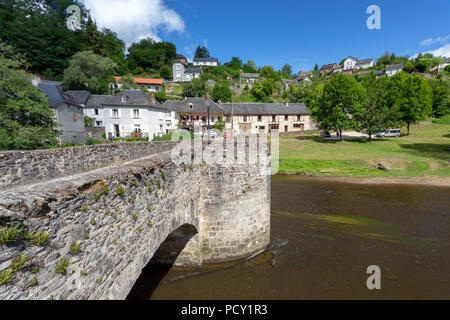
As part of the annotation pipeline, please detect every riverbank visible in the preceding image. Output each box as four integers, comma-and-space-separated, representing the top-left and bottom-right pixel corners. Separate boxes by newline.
276, 174, 450, 187
279, 122, 450, 180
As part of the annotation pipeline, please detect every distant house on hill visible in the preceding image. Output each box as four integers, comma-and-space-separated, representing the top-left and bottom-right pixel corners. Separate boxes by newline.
343, 57, 358, 71
36, 80, 85, 144
332, 65, 343, 74
355, 58, 374, 70
430, 57, 450, 73
282, 79, 299, 91
320, 63, 337, 74
193, 57, 219, 67
113, 77, 163, 92
239, 70, 260, 83
172, 59, 202, 82
385, 63, 404, 77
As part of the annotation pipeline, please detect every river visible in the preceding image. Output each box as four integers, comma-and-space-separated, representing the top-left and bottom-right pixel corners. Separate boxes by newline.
127, 175, 450, 300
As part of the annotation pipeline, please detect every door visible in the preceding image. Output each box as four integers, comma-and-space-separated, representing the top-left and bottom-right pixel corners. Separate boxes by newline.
114, 124, 120, 137
284, 125, 288, 133
239, 123, 251, 134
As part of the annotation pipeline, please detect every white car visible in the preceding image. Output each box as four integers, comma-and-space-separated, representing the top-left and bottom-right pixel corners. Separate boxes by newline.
377, 129, 401, 138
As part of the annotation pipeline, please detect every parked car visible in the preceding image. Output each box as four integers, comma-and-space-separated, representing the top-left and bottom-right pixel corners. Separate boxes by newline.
321, 130, 332, 138
377, 129, 401, 138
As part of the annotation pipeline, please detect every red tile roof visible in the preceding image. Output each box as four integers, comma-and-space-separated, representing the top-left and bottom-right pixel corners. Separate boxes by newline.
114, 77, 163, 85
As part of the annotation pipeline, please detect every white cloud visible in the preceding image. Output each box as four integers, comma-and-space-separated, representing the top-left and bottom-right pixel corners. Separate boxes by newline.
420, 34, 450, 46
83, 0, 185, 45
412, 43, 450, 59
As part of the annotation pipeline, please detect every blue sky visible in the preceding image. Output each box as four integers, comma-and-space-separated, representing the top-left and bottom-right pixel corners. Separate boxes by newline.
84, 0, 450, 73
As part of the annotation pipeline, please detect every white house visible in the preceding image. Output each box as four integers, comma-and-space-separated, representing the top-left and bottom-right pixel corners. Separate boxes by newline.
343, 57, 358, 71
355, 58, 374, 70
193, 57, 218, 67
240, 70, 260, 83
430, 57, 450, 72
385, 63, 404, 77
102, 91, 177, 139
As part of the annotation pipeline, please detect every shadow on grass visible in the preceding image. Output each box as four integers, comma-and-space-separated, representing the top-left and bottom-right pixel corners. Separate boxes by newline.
400, 143, 450, 162
443, 133, 450, 138
293, 135, 390, 144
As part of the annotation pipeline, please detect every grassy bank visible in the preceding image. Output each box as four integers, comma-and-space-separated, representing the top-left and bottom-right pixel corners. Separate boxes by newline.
279, 123, 450, 178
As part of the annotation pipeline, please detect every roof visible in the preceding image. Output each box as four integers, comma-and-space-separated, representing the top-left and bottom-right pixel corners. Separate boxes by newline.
66, 90, 91, 105
345, 56, 357, 61
220, 103, 311, 116
193, 57, 218, 63
356, 58, 373, 65
442, 57, 450, 63
162, 98, 224, 114
102, 90, 161, 107
282, 79, 299, 85
185, 67, 202, 74
114, 77, 163, 85
386, 63, 404, 71
375, 70, 386, 75
320, 63, 336, 70
241, 73, 260, 78
38, 83, 80, 108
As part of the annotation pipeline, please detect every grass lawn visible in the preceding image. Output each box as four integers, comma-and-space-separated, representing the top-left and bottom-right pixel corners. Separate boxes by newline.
278, 123, 450, 178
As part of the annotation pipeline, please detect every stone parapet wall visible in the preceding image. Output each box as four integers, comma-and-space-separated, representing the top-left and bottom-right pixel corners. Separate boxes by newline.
0, 142, 177, 190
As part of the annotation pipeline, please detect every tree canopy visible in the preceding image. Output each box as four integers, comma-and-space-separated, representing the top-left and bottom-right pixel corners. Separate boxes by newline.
194, 46, 211, 59
0, 42, 60, 150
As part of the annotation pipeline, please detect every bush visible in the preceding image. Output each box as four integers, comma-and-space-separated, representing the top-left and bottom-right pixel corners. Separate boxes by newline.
85, 137, 100, 146
0, 224, 23, 244
55, 258, 69, 274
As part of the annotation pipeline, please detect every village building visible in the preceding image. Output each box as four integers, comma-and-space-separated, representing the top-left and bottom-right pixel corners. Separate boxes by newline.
37, 80, 85, 144
332, 65, 344, 74
240, 70, 260, 83
320, 63, 337, 74
162, 97, 224, 134
282, 79, 299, 91
430, 57, 450, 73
113, 77, 163, 92
193, 57, 219, 67
355, 58, 374, 69
385, 63, 404, 77
221, 102, 316, 135
343, 57, 358, 71
172, 59, 202, 82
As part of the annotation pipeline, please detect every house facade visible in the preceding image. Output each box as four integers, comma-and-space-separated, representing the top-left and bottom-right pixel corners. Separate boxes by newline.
385, 63, 404, 77
162, 97, 224, 134
172, 60, 202, 82
320, 63, 337, 74
343, 57, 358, 71
37, 80, 85, 144
221, 102, 316, 135
193, 57, 219, 67
355, 58, 374, 70
240, 71, 260, 83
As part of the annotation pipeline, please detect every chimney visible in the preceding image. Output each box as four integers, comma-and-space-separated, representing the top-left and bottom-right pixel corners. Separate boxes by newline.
151, 93, 156, 105
205, 92, 210, 100
219, 99, 222, 105
285, 101, 289, 107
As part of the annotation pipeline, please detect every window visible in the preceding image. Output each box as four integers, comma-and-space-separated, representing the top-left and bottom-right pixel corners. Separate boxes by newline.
96, 121, 103, 126
112, 109, 119, 118
94, 109, 99, 115
134, 124, 141, 133
243, 115, 248, 122
211, 116, 215, 123
176, 64, 181, 70
297, 115, 301, 121
189, 103, 193, 109
285, 115, 289, 121
226, 116, 231, 123
272, 115, 277, 122
133, 109, 140, 119
176, 71, 181, 78
73, 113, 77, 122
258, 115, 262, 122
121, 95, 127, 103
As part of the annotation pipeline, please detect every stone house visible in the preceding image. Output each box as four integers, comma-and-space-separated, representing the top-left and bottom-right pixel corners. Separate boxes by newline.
282, 79, 299, 91
221, 102, 316, 135
162, 97, 224, 134
343, 57, 358, 71
320, 63, 337, 74
37, 80, 85, 144
172, 59, 202, 82
240, 70, 260, 83
193, 57, 219, 67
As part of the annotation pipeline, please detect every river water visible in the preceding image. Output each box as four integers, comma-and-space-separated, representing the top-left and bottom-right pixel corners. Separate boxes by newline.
127, 176, 450, 300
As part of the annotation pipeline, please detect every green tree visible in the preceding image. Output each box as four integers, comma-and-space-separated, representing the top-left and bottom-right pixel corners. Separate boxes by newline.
63, 51, 117, 94
314, 73, 366, 141
357, 73, 394, 140
100, 28, 127, 74
243, 60, 257, 73
415, 58, 431, 73
84, 116, 95, 128
159, 65, 172, 80
391, 73, 433, 135
194, 46, 210, 58
281, 64, 293, 78
81, 16, 104, 55
225, 57, 243, 70
313, 64, 319, 74
431, 86, 450, 117
182, 78, 206, 97
0, 42, 60, 150
214, 118, 226, 132
212, 82, 232, 102
402, 60, 415, 73
127, 38, 176, 73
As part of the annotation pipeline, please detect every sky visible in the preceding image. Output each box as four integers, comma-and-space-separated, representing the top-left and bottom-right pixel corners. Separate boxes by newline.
82, 0, 450, 73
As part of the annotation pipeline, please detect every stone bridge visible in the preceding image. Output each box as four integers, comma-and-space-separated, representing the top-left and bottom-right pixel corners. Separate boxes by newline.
0, 140, 271, 300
